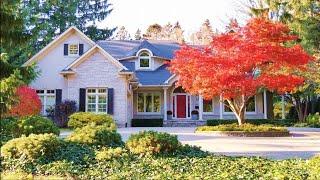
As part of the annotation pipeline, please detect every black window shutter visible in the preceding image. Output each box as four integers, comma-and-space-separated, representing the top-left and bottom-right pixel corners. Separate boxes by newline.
64, 44, 68, 56
79, 44, 84, 55
108, 88, 114, 115
79, 88, 86, 112
55, 89, 62, 105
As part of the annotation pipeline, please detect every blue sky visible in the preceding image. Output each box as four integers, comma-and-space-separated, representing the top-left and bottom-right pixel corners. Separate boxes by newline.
97, 0, 250, 38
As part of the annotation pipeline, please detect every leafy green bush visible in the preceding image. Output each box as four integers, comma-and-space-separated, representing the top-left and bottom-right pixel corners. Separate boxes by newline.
68, 112, 116, 129
66, 124, 122, 147
307, 155, 320, 179
125, 131, 181, 156
0, 117, 19, 145
306, 113, 320, 127
1, 134, 61, 171
131, 119, 163, 127
17, 115, 60, 136
196, 123, 289, 132
95, 147, 129, 161
206, 119, 294, 126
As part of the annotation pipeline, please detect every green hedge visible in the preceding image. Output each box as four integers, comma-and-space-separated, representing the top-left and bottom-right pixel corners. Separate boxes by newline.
131, 119, 163, 127
126, 131, 180, 156
196, 124, 289, 132
68, 112, 116, 129
66, 124, 123, 147
207, 119, 294, 126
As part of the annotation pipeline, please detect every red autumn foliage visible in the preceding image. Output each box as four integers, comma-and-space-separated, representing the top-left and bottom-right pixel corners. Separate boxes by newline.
169, 18, 313, 124
7, 86, 41, 117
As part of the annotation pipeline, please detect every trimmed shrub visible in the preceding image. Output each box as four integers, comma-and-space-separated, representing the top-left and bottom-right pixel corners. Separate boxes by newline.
307, 155, 320, 179
54, 100, 77, 128
17, 115, 60, 136
68, 112, 116, 129
0, 117, 19, 145
6, 86, 41, 117
206, 119, 294, 127
1, 134, 61, 165
66, 124, 123, 147
95, 147, 129, 161
125, 131, 180, 156
196, 123, 289, 132
306, 113, 320, 127
131, 119, 163, 127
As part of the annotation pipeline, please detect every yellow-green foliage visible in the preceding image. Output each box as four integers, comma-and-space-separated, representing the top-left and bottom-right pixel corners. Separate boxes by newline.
273, 101, 293, 119
307, 155, 320, 179
66, 124, 122, 147
196, 123, 289, 132
306, 113, 320, 124
125, 131, 181, 156
95, 147, 129, 161
68, 112, 116, 129
1, 133, 61, 161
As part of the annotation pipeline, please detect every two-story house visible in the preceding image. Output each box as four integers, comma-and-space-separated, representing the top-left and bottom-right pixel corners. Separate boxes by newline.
24, 27, 273, 127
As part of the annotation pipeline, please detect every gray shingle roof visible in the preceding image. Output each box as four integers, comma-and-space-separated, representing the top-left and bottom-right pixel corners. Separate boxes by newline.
135, 64, 172, 85
96, 40, 180, 85
97, 40, 181, 60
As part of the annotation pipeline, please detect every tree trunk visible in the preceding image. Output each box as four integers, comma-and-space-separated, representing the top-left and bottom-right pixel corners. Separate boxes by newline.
226, 96, 247, 126
235, 108, 246, 126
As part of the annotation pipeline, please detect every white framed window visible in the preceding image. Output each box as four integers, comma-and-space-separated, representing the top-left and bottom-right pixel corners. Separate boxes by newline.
223, 96, 256, 113
86, 88, 108, 113
36, 89, 55, 115
138, 51, 151, 69
137, 92, 161, 113
69, 44, 79, 56
203, 99, 213, 113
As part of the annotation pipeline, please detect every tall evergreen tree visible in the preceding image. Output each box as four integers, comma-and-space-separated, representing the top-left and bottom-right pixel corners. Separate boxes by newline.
134, 29, 142, 40
114, 26, 131, 40
3, 0, 115, 65
190, 19, 214, 45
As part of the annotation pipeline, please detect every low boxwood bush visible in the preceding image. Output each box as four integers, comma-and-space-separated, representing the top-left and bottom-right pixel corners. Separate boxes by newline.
68, 112, 116, 129
95, 147, 129, 161
0, 117, 20, 145
17, 115, 60, 136
66, 124, 123, 147
125, 131, 181, 156
1, 134, 61, 171
131, 119, 163, 127
196, 123, 289, 132
206, 119, 294, 127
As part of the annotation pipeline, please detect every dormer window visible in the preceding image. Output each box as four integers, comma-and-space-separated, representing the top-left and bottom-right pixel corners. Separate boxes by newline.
139, 51, 151, 68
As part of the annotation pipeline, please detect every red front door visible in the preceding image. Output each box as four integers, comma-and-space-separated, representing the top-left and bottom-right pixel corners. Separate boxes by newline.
176, 95, 186, 118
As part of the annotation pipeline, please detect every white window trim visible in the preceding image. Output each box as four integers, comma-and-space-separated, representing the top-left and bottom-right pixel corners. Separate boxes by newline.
137, 49, 153, 70
137, 92, 161, 115
85, 88, 108, 114
223, 96, 257, 114
37, 89, 55, 116
68, 44, 79, 57
203, 99, 214, 114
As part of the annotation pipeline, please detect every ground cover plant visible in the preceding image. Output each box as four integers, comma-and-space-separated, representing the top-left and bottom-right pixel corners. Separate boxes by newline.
196, 123, 289, 132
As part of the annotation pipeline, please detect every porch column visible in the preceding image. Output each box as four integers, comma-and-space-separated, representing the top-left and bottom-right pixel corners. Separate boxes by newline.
219, 95, 223, 119
281, 95, 285, 119
199, 95, 203, 120
163, 87, 168, 121
263, 90, 267, 119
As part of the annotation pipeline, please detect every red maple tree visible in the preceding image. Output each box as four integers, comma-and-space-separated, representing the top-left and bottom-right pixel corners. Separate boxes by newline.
169, 18, 313, 125
7, 86, 41, 117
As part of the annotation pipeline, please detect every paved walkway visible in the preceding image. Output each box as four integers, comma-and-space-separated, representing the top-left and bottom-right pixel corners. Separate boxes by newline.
60, 127, 320, 160
118, 127, 320, 160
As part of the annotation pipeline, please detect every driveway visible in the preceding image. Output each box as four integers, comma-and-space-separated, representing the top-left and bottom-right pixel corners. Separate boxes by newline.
118, 127, 320, 160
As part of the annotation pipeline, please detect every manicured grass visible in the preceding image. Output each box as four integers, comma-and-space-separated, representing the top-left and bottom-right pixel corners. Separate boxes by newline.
196, 123, 289, 132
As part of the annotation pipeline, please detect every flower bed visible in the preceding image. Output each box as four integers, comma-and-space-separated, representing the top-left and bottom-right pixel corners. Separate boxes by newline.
196, 124, 290, 137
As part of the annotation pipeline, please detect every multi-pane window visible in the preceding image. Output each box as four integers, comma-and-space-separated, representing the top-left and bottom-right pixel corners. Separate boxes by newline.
69, 44, 79, 55
137, 92, 160, 113
86, 88, 107, 113
203, 99, 213, 112
36, 89, 55, 115
224, 97, 256, 113
139, 51, 150, 68
246, 97, 255, 112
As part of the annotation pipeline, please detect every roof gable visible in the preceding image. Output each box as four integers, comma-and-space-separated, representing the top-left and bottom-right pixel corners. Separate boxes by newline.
23, 26, 95, 66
